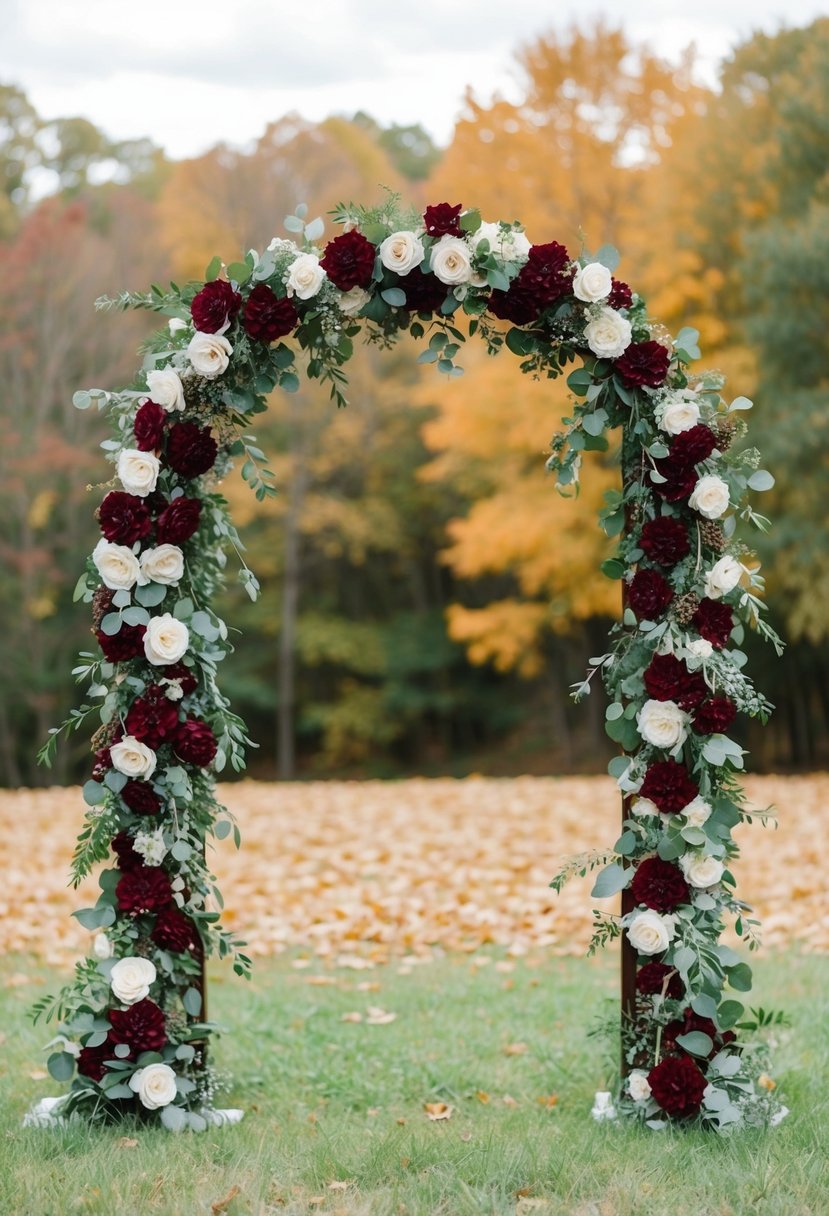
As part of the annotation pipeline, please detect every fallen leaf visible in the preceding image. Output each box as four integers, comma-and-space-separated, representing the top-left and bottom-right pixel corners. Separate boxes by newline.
117, 1137, 139, 1148
327, 1181, 350, 1191
356, 981, 381, 992
424, 1102, 453, 1121
537, 1094, 559, 1108
502, 1094, 519, 1107
305, 976, 337, 987
503, 1042, 528, 1056
475, 1090, 490, 1104
460, 1131, 472, 1142
28, 1070, 48, 1081
7, 973, 32, 987
396, 1117, 407, 1125
367, 1107, 380, 1117
340, 1011, 363, 1023
365, 1007, 396, 1025
211, 1185, 241, 1215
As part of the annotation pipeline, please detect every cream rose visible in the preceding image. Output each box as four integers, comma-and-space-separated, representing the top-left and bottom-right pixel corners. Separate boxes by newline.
689, 474, 730, 520
657, 390, 700, 435
187, 331, 232, 379
631, 797, 661, 818
685, 638, 713, 660
92, 539, 144, 591
110, 736, 157, 779
682, 796, 713, 828
110, 956, 157, 1005
337, 285, 371, 317
146, 368, 185, 413
143, 614, 189, 666
627, 908, 677, 955
286, 252, 325, 300
680, 852, 725, 888
471, 221, 531, 262
140, 544, 184, 586
93, 932, 113, 960
627, 1070, 652, 1102
584, 307, 632, 359
704, 555, 744, 600
117, 449, 160, 498
379, 230, 425, 276
430, 235, 473, 285
129, 1062, 178, 1110
637, 699, 688, 750
573, 261, 612, 303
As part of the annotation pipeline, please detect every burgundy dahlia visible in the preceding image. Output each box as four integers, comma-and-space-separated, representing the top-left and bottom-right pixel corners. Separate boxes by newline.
644, 653, 707, 711
155, 496, 202, 546
77, 1036, 117, 1082
692, 598, 734, 650
116, 866, 173, 915
243, 283, 298, 343
627, 569, 674, 620
121, 779, 161, 816
639, 760, 699, 815
133, 401, 167, 452
109, 998, 167, 1052
98, 492, 152, 545
423, 202, 463, 238
615, 340, 670, 387
174, 717, 217, 767
519, 241, 574, 307
647, 1054, 707, 1118
166, 422, 218, 480
112, 830, 143, 872
321, 230, 376, 290
487, 282, 538, 326
152, 906, 200, 954
125, 687, 180, 749
96, 623, 146, 663
670, 424, 718, 468
91, 745, 112, 782
693, 696, 737, 736
631, 857, 690, 913
191, 279, 241, 333
608, 278, 633, 310
401, 265, 447, 315
636, 962, 685, 1000
639, 517, 690, 568
652, 455, 698, 502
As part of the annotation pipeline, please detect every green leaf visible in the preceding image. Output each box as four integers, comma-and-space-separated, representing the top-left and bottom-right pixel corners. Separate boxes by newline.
505, 328, 535, 357
99, 612, 122, 637
717, 999, 744, 1029
566, 367, 594, 395
614, 830, 637, 856
729, 395, 753, 412
591, 863, 631, 898
601, 558, 626, 580
381, 287, 407, 307
135, 582, 167, 608
459, 209, 482, 233
214, 819, 232, 840
47, 1051, 75, 1082
204, 256, 222, 282
82, 779, 107, 807
748, 470, 775, 492
486, 268, 510, 292
727, 962, 753, 992
675, 1031, 714, 1058
73, 904, 116, 930
304, 216, 324, 242
280, 371, 300, 393
226, 261, 251, 284
171, 840, 192, 862
161, 1104, 187, 1132
605, 702, 624, 721
594, 244, 620, 272
122, 606, 150, 627
182, 987, 202, 1017
582, 409, 608, 437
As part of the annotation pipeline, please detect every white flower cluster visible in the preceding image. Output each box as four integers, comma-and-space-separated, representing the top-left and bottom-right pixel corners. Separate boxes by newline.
134, 827, 168, 866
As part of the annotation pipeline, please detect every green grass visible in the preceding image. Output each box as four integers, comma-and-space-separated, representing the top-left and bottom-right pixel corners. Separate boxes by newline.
2, 951, 827, 1216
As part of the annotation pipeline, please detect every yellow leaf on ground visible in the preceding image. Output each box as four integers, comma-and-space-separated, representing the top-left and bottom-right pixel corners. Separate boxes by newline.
424, 1102, 453, 1121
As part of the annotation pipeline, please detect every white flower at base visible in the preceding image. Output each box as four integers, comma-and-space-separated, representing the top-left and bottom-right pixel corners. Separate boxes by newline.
129, 1063, 178, 1110
134, 827, 168, 866
146, 368, 185, 412
636, 699, 688, 750
117, 449, 160, 498
627, 1070, 652, 1102
680, 852, 725, 888
110, 956, 157, 1005
682, 796, 713, 828
573, 262, 612, 303
657, 390, 700, 435
631, 797, 661, 818
143, 614, 189, 666
92, 539, 145, 591
591, 1090, 617, 1121
379, 231, 425, 276
470, 221, 531, 262
430, 235, 473, 285
187, 332, 232, 379
689, 474, 730, 520
627, 908, 677, 955
93, 932, 113, 960
286, 252, 325, 299
110, 736, 157, 780
584, 307, 632, 359
337, 285, 371, 316
705, 555, 744, 600
686, 638, 713, 660
140, 544, 184, 586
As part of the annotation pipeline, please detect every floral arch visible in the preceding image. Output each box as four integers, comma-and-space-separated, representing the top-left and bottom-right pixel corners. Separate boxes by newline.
32, 194, 784, 1131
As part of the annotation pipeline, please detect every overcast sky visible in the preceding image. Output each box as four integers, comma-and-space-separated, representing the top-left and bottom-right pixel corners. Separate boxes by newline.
2, 0, 828, 157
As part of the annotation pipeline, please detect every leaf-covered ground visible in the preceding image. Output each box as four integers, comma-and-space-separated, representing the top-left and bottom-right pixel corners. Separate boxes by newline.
1, 774, 825, 965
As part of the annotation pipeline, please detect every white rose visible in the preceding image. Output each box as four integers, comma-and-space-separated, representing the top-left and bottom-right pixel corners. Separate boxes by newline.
93, 932, 113, 960
631, 797, 661, 818
286, 252, 325, 300
187, 331, 232, 379
627, 908, 677, 955
110, 956, 157, 1005
704, 555, 744, 600
117, 449, 160, 498
110, 736, 157, 779
689, 474, 730, 520
471, 221, 531, 262
680, 852, 725, 888
143, 614, 189, 666
584, 307, 632, 359
430, 235, 473, 285
627, 1070, 652, 1102
337, 285, 371, 317
140, 544, 184, 586
590, 1090, 617, 1121
92, 539, 144, 591
129, 1062, 178, 1110
146, 368, 185, 413
685, 638, 713, 660
636, 699, 688, 750
657, 390, 700, 435
379, 230, 425, 276
134, 827, 168, 867
573, 261, 613, 303
682, 796, 713, 828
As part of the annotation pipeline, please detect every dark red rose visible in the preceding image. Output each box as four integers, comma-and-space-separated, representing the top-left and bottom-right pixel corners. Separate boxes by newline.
98, 492, 152, 545
161, 661, 198, 697
191, 279, 241, 333
608, 278, 633, 310
174, 717, 217, 767
627, 569, 673, 620
133, 401, 167, 452
77, 1035, 118, 1082
648, 1054, 707, 1118
487, 283, 538, 326
112, 830, 143, 872
693, 696, 737, 736
166, 422, 217, 479
121, 780, 161, 816
615, 340, 670, 387
243, 283, 299, 343
644, 653, 707, 711
423, 202, 463, 238
692, 598, 734, 649
116, 866, 173, 914
652, 455, 698, 502
91, 745, 112, 782
109, 999, 167, 1052
640, 761, 699, 815
636, 962, 684, 1000
96, 623, 146, 663
155, 496, 202, 545
631, 857, 690, 913
125, 687, 180, 749
321, 230, 376, 291
639, 517, 690, 568
402, 266, 448, 315
670, 424, 718, 468
152, 906, 200, 954
489, 240, 574, 325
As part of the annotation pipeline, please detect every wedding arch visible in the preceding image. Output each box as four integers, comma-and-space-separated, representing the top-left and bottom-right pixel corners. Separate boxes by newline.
32, 193, 784, 1132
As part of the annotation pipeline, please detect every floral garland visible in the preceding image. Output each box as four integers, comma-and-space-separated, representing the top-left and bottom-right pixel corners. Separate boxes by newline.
33, 192, 784, 1131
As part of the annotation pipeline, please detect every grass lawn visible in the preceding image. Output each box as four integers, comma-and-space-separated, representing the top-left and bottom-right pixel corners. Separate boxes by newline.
2, 950, 827, 1216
